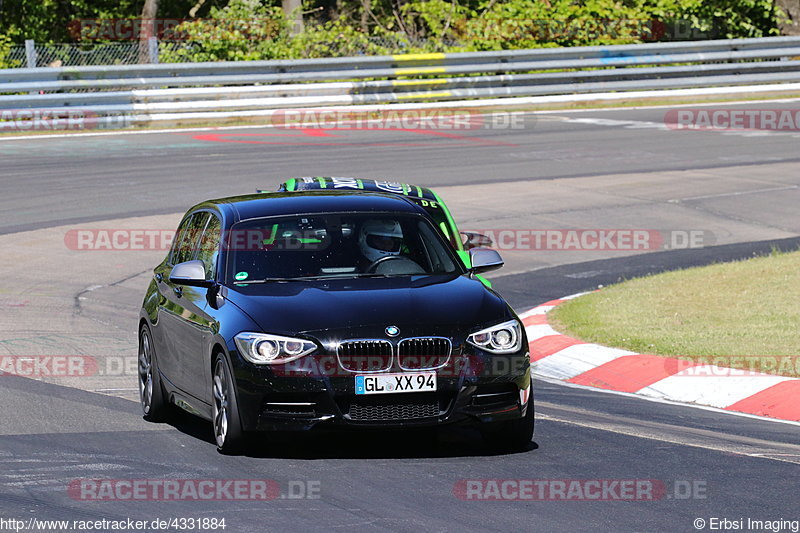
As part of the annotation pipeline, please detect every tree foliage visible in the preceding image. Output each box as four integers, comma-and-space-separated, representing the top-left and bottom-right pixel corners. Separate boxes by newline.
0, 0, 785, 60
0, 0, 221, 44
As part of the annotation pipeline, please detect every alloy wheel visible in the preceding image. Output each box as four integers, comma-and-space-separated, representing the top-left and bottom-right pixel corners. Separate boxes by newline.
212, 361, 229, 447
138, 331, 154, 414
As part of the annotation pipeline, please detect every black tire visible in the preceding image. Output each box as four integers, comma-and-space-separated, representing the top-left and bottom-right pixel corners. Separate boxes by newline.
481, 397, 535, 452
212, 354, 246, 454
138, 324, 170, 422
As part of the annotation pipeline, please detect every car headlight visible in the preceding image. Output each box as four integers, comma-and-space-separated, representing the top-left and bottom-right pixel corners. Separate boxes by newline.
467, 319, 523, 354
234, 332, 317, 365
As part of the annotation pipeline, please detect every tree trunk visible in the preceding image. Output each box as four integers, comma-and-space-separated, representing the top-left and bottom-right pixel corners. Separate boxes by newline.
361, 0, 371, 32
282, 0, 304, 36
139, 0, 159, 63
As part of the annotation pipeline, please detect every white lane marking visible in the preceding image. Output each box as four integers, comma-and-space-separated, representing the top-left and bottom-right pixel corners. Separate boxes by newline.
531, 96, 800, 114
721, 131, 774, 137
518, 307, 546, 319
674, 184, 800, 202
552, 110, 800, 138
561, 291, 593, 300
524, 324, 559, 341
0, 124, 269, 142
519, 292, 590, 319
563, 117, 667, 129
534, 344, 635, 381
637, 371, 794, 408
553, 115, 800, 138
535, 375, 800, 428
564, 270, 605, 279
519, 305, 554, 317
536, 408, 800, 465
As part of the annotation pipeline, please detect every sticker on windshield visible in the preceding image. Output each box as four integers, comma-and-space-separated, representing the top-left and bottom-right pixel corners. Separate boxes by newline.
235, 271, 249, 281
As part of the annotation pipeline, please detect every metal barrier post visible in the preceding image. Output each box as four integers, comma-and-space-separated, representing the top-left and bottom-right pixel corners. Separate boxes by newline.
148, 36, 159, 65
24, 40, 37, 94
24, 40, 37, 68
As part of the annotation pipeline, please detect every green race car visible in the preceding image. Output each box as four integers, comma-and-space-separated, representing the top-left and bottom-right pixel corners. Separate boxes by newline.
269, 177, 494, 286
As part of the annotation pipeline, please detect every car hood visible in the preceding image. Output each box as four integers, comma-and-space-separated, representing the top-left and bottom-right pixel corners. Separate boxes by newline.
223, 274, 512, 338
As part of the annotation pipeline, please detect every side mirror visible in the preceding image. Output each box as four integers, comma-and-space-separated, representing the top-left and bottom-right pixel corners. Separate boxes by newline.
469, 247, 504, 275
169, 260, 214, 287
461, 231, 494, 251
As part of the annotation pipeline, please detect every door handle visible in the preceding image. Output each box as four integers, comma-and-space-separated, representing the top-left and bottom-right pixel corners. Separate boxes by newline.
173, 286, 183, 298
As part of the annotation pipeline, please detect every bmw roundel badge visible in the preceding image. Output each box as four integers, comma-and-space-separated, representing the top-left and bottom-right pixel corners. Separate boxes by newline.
385, 326, 400, 337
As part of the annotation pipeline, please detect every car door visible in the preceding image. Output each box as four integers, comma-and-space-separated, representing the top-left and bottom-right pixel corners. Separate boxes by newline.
186, 212, 223, 402
152, 212, 199, 387
157, 210, 212, 401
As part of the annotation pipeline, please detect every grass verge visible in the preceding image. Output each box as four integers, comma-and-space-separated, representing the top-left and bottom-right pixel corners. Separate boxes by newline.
549, 249, 800, 377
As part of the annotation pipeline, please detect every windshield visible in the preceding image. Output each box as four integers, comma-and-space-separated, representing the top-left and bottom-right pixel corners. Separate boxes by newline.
225, 213, 462, 282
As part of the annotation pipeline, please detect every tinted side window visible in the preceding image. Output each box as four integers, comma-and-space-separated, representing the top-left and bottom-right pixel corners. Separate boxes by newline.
415, 220, 456, 273
172, 212, 209, 265
168, 215, 193, 265
409, 198, 459, 250
196, 214, 221, 279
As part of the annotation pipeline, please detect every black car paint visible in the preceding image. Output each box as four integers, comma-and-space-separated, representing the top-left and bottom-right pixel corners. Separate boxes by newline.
140, 191, 530, 432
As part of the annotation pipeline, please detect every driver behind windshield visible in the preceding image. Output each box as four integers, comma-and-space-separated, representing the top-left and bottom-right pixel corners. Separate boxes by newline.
357, 218, 425, 275
229, 214, 457, 281
359, 219, 404, 261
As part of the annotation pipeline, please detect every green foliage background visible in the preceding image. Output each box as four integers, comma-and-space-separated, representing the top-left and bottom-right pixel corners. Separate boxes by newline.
0, 0, 785, 62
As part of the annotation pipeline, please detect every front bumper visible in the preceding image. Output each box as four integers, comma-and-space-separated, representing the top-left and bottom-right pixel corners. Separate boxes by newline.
229, 345, 531, 432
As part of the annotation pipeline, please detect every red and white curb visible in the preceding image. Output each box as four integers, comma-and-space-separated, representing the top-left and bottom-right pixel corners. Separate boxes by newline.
521, 293, 800, 423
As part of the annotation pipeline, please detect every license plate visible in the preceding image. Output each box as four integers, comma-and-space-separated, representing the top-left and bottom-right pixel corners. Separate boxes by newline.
355, 372, 437, 395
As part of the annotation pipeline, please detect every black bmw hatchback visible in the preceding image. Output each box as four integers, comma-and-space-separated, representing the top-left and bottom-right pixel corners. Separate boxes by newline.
139, 190, 532, 453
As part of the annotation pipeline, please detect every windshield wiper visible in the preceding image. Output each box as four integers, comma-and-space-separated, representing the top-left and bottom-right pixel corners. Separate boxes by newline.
234, 275, 356, 283
231, 278, 291, 284
233, 273, 398, 283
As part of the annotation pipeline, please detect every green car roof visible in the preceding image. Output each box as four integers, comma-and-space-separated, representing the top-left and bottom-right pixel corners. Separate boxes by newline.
278, 177, 437, 200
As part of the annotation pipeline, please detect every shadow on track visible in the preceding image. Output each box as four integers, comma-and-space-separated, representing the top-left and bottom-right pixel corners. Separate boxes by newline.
161, 407, 538, 460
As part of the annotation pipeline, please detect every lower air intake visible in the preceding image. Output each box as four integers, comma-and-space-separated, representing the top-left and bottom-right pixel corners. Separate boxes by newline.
347, 395, 440, 421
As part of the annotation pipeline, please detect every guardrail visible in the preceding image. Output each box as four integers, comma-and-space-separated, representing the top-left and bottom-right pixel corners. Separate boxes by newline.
3, 36, 800, 128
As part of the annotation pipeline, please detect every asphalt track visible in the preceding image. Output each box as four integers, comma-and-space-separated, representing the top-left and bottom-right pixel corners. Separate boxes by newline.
1, 101, 799, 533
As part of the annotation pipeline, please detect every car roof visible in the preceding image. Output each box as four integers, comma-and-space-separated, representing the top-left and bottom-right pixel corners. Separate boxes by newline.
274, 177, 439, 202
191, 190, 426, 225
